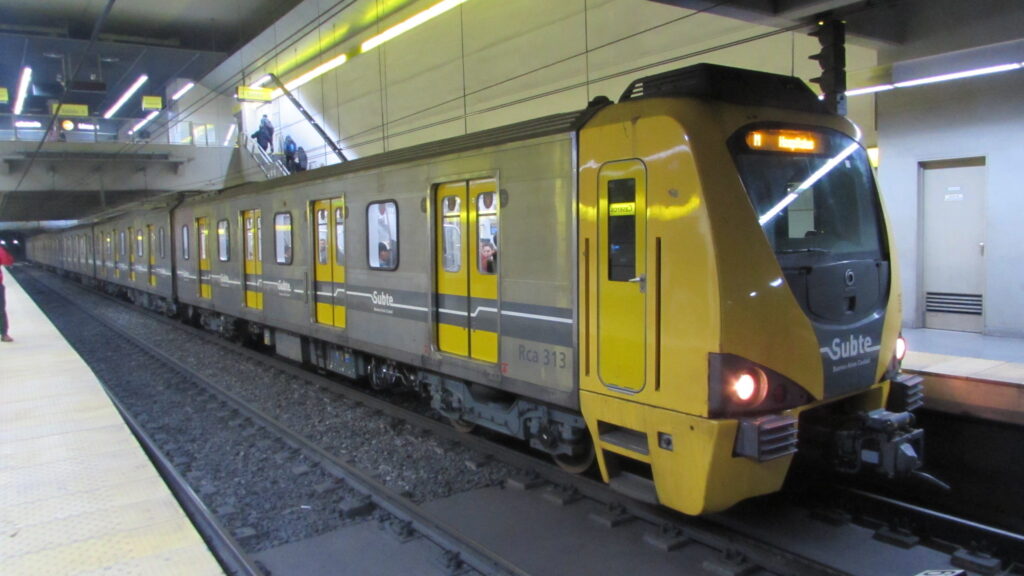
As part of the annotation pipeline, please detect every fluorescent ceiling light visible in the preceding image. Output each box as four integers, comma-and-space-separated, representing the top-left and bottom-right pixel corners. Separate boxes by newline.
171, 81, 195, 101
13, 67, 32, 115
361, 0, 469, 53
130, 110, 159, 133
223, 123, 237, 146
104, 74, 149, 119
249, 75, 271, 89
15, 120, 42, 129
271, 53, 348, 98
894, 62, 1021, 88
848, 62, 1022, 98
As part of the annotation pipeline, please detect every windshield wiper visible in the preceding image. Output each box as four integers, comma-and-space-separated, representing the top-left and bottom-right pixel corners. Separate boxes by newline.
776, 248, 830, 254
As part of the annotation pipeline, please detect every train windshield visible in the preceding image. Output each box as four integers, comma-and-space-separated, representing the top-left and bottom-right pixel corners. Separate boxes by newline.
729, 126, 886, 264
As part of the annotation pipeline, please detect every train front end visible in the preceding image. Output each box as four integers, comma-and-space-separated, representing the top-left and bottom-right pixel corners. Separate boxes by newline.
578, 64, 927, 515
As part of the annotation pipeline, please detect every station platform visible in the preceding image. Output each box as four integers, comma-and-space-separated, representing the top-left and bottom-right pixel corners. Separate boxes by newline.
0, 271, 223, 575
903, 327, 1024, 426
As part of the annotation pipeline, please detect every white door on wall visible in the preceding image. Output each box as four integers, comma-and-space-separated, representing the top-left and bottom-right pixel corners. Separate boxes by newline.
921, 159, 986, 332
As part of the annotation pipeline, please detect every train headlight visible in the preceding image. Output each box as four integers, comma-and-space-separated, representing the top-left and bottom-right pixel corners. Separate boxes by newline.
731, 369, 768, 405
895, 336, 907, 362
709, 354, 814, 418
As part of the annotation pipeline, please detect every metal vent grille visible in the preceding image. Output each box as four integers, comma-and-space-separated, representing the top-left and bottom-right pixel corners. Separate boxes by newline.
925, 292, 983, 315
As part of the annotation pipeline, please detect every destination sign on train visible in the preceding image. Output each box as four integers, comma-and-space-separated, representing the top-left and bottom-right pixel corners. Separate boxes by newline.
745, 129, 823, 153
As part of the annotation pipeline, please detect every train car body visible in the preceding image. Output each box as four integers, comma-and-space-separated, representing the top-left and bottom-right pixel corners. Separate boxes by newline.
29, 64, 927, 516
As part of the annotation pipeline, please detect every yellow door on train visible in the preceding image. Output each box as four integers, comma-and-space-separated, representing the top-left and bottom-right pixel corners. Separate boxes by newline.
469, 179, 498, 363
597, 160, 647, 392
243, 209, 263, 309
436, 182, 469, 357
197, 217, 212, 299
147, 225, 157, 286
331, 198, 346, 328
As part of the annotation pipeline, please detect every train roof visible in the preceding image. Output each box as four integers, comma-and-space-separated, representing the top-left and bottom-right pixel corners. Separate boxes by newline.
619, 63, 828, 114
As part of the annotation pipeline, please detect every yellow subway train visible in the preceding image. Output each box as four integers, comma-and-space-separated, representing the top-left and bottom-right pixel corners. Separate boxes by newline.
29, 64, 928, 515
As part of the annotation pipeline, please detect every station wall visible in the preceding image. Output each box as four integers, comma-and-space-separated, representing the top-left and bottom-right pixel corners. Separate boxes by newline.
877, 70, 1024, 337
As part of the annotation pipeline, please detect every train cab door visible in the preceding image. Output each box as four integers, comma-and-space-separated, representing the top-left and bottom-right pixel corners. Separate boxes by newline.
597, 160, 647, 392
313, 198, 347, 328
147, 225, 157, 286
197, 217, 212, 299
434, 179, 499, 362
243, 209, 263, 309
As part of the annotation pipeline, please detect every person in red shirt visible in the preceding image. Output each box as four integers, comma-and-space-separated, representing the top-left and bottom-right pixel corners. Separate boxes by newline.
0, 244, 13, 342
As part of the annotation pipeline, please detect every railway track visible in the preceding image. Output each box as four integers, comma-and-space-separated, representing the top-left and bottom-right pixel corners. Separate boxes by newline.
18, 265, 1022, 576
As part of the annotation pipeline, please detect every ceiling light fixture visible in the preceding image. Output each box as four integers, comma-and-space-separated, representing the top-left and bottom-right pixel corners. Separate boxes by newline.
103, 74, 148, 119
847, 61, 1022, 97
171, 81, 195, 101
361, 0, 469, 53
130, 110, 159, 134
270, 54, 348, 98
13, 67, 32, 115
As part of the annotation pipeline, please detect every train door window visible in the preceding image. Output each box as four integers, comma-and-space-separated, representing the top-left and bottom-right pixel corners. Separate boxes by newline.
198, 223, 209, 261
181, 225, 190, 260
119, 231, 126, 259
158, 227, 166, 259
334, 206, 345, 265
317, 209, 329, 265
476, 192, 497, 274
275, 212, 293, 264
607, 179, 637, 281
441, 195, 462, 272
217, 219, 230, 261
257, 216, 263, 262
136, 229, 144, 258
367, 201, 398, 270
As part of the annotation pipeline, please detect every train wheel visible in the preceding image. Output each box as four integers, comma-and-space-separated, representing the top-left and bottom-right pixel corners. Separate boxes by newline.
449, 417, 476, 433
553, 444, 595, 474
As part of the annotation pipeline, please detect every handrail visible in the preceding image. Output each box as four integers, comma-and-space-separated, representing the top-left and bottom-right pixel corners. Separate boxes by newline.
267, 74, 347, 163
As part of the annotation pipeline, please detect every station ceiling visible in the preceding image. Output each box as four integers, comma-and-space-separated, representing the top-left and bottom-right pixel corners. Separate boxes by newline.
0, 0, 1021, 227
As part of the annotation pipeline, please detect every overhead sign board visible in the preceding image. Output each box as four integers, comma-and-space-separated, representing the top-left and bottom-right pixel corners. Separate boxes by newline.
236, 86, 274, 102
142, 95, 163, 111
50, 103, 90, 117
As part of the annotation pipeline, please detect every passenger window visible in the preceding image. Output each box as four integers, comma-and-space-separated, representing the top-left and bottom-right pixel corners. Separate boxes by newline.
368, 201, 398, 270
217, 220, 230, 261
181, 226, 190, 260
477, 192, 497, 274
442, 195, 461, 272
275, 212, 293, 264
316, 209, 329, 265
334, 207, 345, 265
607, 178, 637, 282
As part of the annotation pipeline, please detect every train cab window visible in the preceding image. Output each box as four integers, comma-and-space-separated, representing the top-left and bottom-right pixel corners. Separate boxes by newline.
217, 220, 230, 261
441, 195, 461, 272
181, 225, 190, 260
334, 207, 345, 265
316, 209, 329, 265
607, 178, 637, 281
477, 192, 497, 274
158, 227, 166, 259
368, 201, 398, 270
275, 212, 293, 264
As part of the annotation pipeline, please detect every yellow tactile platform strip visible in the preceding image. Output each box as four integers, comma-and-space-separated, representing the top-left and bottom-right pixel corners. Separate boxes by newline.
0, 271, 223, 575
904, 351, 1024, 426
